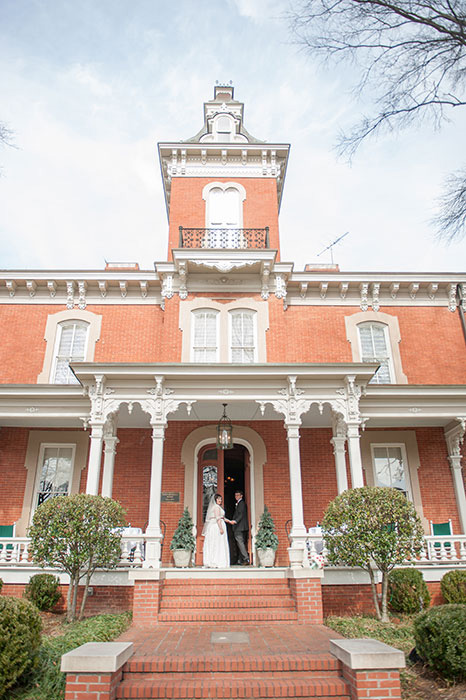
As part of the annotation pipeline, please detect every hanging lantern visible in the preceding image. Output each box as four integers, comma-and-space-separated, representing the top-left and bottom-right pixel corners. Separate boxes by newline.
216, 403, 233, 450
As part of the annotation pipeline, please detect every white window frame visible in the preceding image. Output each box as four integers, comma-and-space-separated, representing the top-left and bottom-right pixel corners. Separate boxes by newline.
202, 181, 246, 229
51, 320, 90, 385
228, 309, 257, 363
357, 322, 395, 384
370, 443, 412, 499
190, 308, 220, 362
31, 443, 76, 521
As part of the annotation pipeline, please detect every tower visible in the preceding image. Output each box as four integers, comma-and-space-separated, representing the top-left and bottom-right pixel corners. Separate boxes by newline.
158, 84, 289, 261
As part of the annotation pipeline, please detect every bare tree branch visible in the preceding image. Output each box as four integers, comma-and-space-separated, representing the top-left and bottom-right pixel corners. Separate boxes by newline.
435, 168, 466, 241
289, 0, 466, 240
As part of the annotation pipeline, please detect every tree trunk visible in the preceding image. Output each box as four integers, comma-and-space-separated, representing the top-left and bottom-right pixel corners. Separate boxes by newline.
66, 579, 73, 621
69, 574, 79, 622
380, 571, 390, 622
78, 570, 93, 620
367, 565, 381, 620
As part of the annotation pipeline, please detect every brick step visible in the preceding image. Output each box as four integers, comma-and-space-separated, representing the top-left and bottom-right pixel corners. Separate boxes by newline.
161, 584, 291, 596
116, 676, 350, 698
123, 671, 342, 680
125, 654, 340, 674
157, 609, 299, 622
159, 596, 295, 609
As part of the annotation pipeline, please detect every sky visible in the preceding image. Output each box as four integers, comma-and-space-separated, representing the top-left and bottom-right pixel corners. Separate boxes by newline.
1, 0, 465, 274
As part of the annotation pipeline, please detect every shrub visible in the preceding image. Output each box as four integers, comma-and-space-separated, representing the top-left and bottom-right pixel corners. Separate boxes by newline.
323, 486, 424, 621
0, 596, 42, 698
0, 578, 3, 594
24, 573, 61, 612
28, 494, 126, 621
441, 569, 466, 604
388, 568, 430, 613
170, 508, 195, 551
255, 506, 279, 550
414, 604, 466, 681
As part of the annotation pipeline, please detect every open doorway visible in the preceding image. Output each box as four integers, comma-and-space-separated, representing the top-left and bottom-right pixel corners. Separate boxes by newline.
196, 443, 250, 565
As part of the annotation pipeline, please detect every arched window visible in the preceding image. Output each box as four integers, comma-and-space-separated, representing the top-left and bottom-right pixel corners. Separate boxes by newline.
52, 321, 89, 384
192, 309, 219, 362
230, 309, 256, 363
358, 322, 393, 384
214, 115, 234, 142
202, 182, 246, 248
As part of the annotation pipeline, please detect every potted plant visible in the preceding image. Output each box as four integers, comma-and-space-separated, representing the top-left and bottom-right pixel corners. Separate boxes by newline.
255, 506, 279, 567
170, 507, 195, 567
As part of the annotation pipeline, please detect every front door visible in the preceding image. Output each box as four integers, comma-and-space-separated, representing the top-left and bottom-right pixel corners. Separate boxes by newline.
196, 443, 250, 565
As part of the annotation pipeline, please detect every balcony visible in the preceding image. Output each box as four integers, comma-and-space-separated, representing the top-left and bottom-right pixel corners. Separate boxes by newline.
179, 226, 269, 249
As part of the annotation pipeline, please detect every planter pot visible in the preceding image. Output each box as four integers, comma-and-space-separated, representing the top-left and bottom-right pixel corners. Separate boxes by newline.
172, 549, 192, 568
287, 546, 304, 569
257, 547, 276, 567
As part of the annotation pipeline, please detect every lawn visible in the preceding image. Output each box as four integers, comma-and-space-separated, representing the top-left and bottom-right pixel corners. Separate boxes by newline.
325, 614, 466, 700
10, 611, 131, 700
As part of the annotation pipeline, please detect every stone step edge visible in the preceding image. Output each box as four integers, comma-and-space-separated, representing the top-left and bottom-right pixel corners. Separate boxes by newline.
125, 654, 340, 673
116, 677, 350, 698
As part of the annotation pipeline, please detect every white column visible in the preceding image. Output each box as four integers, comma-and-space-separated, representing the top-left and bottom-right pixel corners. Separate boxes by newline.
86, 424, 104, 495
448, 455, 466, 534
347, 422, 364, 488
286, 424, 306, 538
144, 423, 166, 568
331, 436, 348, 493
101, 436, 119, 498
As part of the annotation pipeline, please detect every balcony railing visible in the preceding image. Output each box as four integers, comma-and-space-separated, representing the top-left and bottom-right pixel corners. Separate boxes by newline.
179, 226, 269, 249
1, 534, 466, 570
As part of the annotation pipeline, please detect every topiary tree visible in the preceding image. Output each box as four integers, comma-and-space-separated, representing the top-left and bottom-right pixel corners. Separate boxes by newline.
388, 568, 430, 614
255, 506, 279, 551
170, 507, 195, 551
0, 596, 42, 698
24, 573, 61, 612
440, 569, 466, 604
28, 494, 126, 622
414, 604, 466, 681
323, 487, 425, 622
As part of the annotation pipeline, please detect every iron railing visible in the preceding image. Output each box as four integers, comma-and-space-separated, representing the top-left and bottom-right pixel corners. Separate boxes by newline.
179, 226, 269, 249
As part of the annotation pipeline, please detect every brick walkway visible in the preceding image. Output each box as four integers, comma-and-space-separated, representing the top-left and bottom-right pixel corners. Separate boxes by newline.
118, 622, 342, 659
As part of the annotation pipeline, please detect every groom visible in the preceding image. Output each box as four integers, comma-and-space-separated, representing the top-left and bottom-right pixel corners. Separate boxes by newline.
231, 490, 249, 565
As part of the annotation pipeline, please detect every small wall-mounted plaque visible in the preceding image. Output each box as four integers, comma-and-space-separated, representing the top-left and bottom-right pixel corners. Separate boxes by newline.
161, 491, 180, 503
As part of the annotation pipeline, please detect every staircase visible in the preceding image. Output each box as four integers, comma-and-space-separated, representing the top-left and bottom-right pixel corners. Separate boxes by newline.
117, 652, 351, 699
157, 577, 299, 623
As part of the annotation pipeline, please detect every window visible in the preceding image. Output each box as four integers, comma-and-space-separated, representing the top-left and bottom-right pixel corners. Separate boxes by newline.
371, 445, 411, 498
52, 321, 89, 384
215, 115, 234, 142
202, 182, 246, 249
230, 309, 256, 362
358, 322, 393, 384
192, 309, 219, 362
33, 444, 75, 515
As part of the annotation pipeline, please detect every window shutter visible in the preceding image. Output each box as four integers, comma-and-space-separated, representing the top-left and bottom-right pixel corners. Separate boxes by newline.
193, 311, 218, 362
53, 322, 88, 384
359, 323, 391, 383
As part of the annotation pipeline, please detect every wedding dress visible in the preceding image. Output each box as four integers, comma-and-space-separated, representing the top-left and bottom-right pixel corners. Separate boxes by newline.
202, 500, 230, 568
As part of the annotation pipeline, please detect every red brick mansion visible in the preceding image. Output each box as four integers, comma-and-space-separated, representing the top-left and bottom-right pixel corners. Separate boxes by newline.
1, 84, 465, 620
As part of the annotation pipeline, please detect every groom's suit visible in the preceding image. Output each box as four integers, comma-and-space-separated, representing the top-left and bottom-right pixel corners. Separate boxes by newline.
232, 497, 249, 564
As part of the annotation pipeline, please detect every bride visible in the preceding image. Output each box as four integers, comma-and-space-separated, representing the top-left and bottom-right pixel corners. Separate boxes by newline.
202, 493, 230, 568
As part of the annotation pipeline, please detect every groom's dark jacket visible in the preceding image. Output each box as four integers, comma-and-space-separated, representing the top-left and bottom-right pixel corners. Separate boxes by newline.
232, 498, 248, 533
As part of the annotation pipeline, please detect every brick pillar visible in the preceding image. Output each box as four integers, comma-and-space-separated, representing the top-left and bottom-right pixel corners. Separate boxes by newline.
61, 642, 133, 700
330, 639, 405, 700
288, 570, 323, 624
64, 669, 123, 700
130, 573, 162, 625
341, 667, 402, 700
